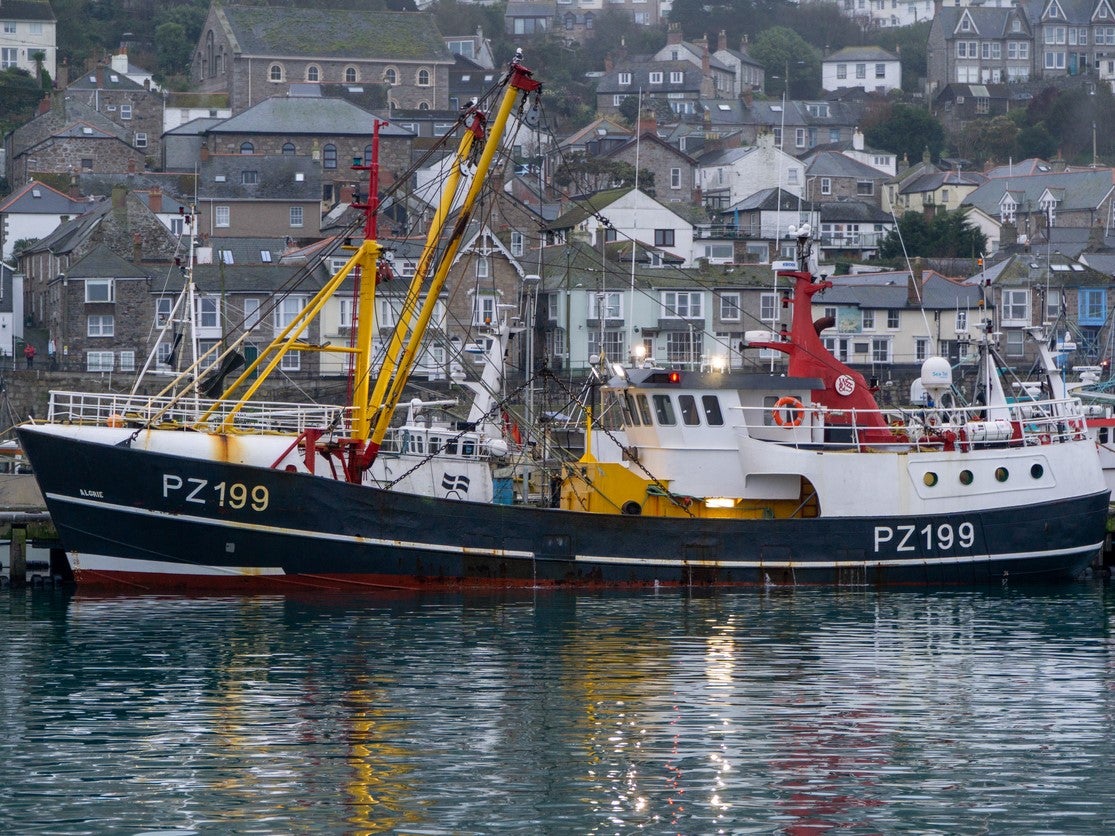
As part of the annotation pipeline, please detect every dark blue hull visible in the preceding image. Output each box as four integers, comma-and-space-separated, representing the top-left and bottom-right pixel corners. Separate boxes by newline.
17, 427, 1109, 591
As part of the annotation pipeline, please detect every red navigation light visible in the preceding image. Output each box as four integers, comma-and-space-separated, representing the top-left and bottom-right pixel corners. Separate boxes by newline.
667, 371, 681, 384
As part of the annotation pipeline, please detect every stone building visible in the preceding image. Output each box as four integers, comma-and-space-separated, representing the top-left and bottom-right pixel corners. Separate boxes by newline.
193, 153, 323, 240
192, 4, 454, 113
65, 62, 165, 166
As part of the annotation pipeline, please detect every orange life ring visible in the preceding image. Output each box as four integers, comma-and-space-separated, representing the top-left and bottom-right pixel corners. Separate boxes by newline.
772, 396, 805, 428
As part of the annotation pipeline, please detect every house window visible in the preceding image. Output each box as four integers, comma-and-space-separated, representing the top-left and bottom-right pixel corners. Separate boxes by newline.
876, 63, 886, 78
662, 291, 702, 318
476, 256, 489, 278
119, 351, 135, 372
2, 21, 15, 34
384, 67, 397, 85
1005, 329, 1024, 357
306, 64, 320, 82
584, 12, 594, 29
244, 298, 261, 329
240, 141, 254, 154
87, 351, 115, 372
156, 297, 173, 326
670, 71, 683, 84
280, 351, 301, 372
417, 68, 430, 86
887, 309, 900, 329
654, 228, 675, 247
87, 314, 115, 337
956, 310, 968, 332
86, 279, 114, 303
1080, 288, 1107, 324
1002, 289, 1030, 324
290, 206, 304, 227
856, 63, 866, 79
821, 178, 832, 195
283, 142, 295, 155
720, 293, 742, 321
837, 63, 847, 79
857, 181, 874, 196
0, 47, 15, 69
871, 337, 891, 363
619, 72, 632, 85
269, 64, 284, 82
666, 331, 702, 365
473, 293, 497, 325
215, 206, 230, 227
241, 170, 259, 185
650, 71, 663, 84
118, 103, 132, 120
135, 132, 147, 148
915, 337, 929, 362
862, 309, 875, 330
345, 66, 358, 83
275, 296, 308, 330
510, 231, 524, 257
197, 297, 219, 329
323, 144, 337, 169
564, 13, 575, 30
795, 128, 806, 148
759, 292, 778, 322
590, 292, 622, 319
81, 158, 93, 170
670, 167, 681, 189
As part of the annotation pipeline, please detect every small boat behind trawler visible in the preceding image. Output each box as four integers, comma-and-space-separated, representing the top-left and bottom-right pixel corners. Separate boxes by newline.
16, 54, 1110, 591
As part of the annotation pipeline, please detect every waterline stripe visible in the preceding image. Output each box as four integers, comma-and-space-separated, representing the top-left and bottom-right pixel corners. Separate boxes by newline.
48, 493, 537, 560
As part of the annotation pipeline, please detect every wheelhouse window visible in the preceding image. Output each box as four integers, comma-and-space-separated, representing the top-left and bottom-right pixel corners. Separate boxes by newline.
678, 394, 700, 425
702, 395, 724, 425
652, 394, 676, 425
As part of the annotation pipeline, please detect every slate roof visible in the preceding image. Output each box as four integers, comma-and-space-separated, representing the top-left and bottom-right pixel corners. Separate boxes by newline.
824, 46, 899, 63
0, 1, 55, 21
804, 150, 890, 180
0, 181, 89, 215
67, 69, 148, 93
206, 96, 414, 137
963, 170, 1115, 215
596, 61, 704, 95
818, 199, 893, 224
720, 187, 817, 213
822, 271, 981, 309
901, 169, 987, 194
196, 155, 321, 201
195, 237, 290, 266
66, 244, 152, 279
217, 6, 453, 63
984, 158, 1057, 178
546, 188, 633, 230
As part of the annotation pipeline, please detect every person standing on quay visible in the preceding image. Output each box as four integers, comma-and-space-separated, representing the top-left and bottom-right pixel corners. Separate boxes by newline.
24, 343, 35, 368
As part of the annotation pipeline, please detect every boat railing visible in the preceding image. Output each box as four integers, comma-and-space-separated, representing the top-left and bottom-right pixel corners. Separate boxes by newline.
45, 390, 354, 435
744, 396, 1089, 451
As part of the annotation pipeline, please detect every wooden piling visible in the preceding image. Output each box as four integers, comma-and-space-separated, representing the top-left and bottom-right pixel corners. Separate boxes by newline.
9, 525, 26, 586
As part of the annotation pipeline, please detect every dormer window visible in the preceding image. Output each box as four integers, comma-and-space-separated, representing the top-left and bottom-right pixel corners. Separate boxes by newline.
619, 72, 632, 85
650, 71, 663, 84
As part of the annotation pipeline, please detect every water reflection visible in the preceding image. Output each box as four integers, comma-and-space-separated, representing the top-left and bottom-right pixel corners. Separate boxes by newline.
0, 585, 1112, 833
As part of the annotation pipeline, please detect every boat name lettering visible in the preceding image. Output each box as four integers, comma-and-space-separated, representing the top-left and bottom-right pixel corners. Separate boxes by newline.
162, 475, 270, 511
79, 488, 103, 498
873, 522, 975, 553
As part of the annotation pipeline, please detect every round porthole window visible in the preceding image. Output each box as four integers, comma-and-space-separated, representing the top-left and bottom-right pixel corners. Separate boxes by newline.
1031, 463, 1044, 479
960, 470, 973, 485
923, 472, 938, 487
995, 467, 1009, 482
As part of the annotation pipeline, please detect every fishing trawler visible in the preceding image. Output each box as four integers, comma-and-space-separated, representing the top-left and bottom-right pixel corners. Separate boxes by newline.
16, 55, 1110, 590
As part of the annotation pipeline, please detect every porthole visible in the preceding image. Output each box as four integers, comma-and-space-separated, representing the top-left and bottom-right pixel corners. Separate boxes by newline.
1031, 463, 1044, 479
923, 472, 938, 487
959, 470, 973, 485
995, 467, 1009, 482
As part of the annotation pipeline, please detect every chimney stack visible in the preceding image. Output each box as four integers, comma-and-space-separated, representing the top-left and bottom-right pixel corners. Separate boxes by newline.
637, 109, 657, 136
908, 257, 924, 306
853, 126, 864, 151
667, 22, 683, 45
149, 186, 162, 214
718, 30, 727, 52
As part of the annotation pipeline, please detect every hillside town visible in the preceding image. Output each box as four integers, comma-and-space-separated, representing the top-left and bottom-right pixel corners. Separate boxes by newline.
1, 0, 1114, 406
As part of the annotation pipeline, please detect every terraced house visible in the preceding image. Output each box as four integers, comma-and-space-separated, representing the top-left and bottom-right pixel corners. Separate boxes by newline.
192, 4, 453, 113
927, 0, 1115, 93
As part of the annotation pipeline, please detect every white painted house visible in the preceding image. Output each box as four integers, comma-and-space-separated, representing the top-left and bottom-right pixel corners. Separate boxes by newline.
0, 181, 94, 261
546, 187, 696, 266
696, 131, 805, 211
0, 0, 57, 82
822, 46, 901, 95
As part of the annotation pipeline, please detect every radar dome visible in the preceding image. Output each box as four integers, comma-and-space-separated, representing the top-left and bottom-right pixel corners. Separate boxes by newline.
920, 356, 953, 395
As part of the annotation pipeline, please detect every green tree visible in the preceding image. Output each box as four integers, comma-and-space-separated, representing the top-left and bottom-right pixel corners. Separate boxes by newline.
154, 22, 193, 79
1015, 123, 1058, 160
864, 103, 946, 163
873, 22, 930, 93
0, 69, 44, 136
750, 27, 821, 98
878, 209, 986, 260
955, 115, 1019, 167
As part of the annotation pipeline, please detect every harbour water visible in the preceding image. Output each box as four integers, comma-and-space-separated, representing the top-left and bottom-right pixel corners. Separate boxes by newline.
2, 583, 1114, 834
